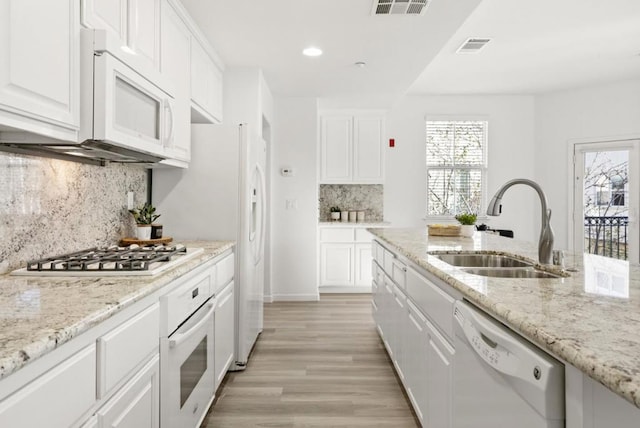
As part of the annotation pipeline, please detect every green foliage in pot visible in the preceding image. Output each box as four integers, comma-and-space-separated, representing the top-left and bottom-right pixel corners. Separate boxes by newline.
455, 213, 477, 225
129, 203, 161, 225
330, 206, 341, 213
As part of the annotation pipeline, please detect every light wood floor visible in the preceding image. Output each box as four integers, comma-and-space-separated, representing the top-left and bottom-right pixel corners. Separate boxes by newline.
202, 294, 419, 427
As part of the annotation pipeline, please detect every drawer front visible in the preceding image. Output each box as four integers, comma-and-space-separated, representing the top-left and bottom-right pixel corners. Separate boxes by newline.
372, 240, 383, 264
391, 259, 407, 289
214, 252, 235, 294
383, 248, 394, 275
320, 227, 355, 242
97, 303, 159, 398
162, 264, 213, 334
406, 267, 455, 339
355, 228, 372, 242
0, 345, 96, 428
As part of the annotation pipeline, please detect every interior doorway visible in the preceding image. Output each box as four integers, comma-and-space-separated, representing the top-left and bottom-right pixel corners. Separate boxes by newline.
572, 139, 640, 263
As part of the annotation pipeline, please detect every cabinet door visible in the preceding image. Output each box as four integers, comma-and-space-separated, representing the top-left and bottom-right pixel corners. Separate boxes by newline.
320, 116, 352, 182
160, 0, 190, 162
0, 0, 79, 140
426, 320, 454, 428
320, 243, 354, 286
82, 0, 128, 42
97, 355, 159, 428
353, 116, 384, 183
130, 0, 160, 71
191, 37, 223, 124
391, 285, 407, 383
405, 301, 428, 424
354, 243, 373, 286
0, 345, 96, 428
215, 281, 235, 390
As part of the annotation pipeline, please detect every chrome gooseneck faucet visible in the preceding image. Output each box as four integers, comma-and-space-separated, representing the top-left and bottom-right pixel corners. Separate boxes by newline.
487, 178, 554, 265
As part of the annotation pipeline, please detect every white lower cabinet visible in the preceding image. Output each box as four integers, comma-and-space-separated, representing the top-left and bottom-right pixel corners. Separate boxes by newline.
320, 243, 354, 286
214, 281, 235, 390
425, 320, 454, 428
373, 239, 458, 428
96, 355, 160, 428
319, 227, 373, 292
0, 345, 96, 427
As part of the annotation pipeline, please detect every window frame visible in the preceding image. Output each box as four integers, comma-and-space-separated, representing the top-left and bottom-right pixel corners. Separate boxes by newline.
425, 115, 489, 220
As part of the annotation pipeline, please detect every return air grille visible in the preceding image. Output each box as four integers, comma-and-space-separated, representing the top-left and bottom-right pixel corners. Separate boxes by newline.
456, 38, 492, 54
373, 0, 430, 15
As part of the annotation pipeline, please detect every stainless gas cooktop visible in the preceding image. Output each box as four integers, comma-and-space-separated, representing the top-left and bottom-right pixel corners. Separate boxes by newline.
11, 244, 204, 277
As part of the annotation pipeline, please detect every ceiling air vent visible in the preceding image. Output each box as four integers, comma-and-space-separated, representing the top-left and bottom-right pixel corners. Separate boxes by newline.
372, 0, 430, 16
456, 38, 492, 54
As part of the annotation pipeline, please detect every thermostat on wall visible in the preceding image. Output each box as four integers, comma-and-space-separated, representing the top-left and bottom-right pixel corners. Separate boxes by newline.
281, 167, 295, 177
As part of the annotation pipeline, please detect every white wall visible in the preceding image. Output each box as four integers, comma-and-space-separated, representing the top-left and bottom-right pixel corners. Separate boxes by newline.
534, 78, 640, 249
385, 95, 537, 241
271, 97, 319, 301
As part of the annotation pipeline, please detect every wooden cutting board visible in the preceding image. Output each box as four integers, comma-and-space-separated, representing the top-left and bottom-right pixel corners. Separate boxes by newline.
119, 237, 173, 246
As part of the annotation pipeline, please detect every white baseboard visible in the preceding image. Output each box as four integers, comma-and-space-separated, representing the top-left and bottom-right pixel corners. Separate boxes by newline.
270, 293, 320, 302
319, 285, 372, 293
263, 294, 274, 303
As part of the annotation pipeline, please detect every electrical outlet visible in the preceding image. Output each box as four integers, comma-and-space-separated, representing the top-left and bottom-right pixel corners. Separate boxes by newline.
285, 199, 298, 210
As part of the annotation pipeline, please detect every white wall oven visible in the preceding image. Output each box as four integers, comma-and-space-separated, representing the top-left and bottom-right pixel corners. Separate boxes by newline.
160, 266, 216, 428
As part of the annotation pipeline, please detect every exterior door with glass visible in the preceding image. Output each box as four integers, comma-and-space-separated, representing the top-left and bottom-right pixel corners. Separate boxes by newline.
573, 140, 640, 263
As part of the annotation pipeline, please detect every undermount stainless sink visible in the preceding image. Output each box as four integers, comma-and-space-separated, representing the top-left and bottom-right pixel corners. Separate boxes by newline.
459, 267, 562, 279
430, 252, 566, 279
433, 253, 531, 268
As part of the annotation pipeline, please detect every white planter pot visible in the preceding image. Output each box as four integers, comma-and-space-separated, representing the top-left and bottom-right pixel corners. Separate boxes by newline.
136, 225, 152, 240
330, 212, 340, 221
460, 225, 476, 237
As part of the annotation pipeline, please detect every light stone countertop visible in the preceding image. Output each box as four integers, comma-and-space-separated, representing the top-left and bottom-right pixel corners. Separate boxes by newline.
0, 240, 234, 381
368, 227, 640, 409
319, 221, 391, 228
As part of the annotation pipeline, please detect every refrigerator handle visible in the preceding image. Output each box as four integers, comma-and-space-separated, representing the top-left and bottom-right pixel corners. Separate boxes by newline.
254, 162, 266, 266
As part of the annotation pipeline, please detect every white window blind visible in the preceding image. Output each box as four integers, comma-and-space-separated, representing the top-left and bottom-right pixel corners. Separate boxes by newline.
426, 120, 488, 216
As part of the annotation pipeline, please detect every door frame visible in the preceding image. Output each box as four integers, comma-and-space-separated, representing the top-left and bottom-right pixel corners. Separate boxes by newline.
568, 134, 640, 262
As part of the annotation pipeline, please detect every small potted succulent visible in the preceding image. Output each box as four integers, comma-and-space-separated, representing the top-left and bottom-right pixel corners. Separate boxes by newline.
455, 213, 477, 237
330, 206, 341, 221
129, 202, 161, 240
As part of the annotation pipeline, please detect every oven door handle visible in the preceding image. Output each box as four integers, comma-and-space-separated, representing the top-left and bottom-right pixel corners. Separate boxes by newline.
169, 300, 216, 349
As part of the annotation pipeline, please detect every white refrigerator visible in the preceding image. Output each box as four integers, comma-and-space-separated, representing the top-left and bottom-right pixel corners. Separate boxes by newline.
152, 123, 266, 369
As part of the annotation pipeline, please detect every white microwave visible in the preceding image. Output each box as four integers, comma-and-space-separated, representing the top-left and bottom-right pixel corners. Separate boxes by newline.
0, 29, 176, 164
77, 29, 175, 163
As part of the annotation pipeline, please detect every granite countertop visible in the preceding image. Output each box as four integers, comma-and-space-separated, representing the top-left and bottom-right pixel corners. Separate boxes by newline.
319, 221, 391, 227
0, 240, 234, 381
368, 227, 640, 409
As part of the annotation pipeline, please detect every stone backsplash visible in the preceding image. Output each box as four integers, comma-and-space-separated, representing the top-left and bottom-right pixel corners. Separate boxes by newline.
0, 153, 147, 274
319, 184, 383, 221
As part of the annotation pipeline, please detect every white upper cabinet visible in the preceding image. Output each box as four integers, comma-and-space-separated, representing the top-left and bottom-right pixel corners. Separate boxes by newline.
321, 116, 352, 182
320, 113, 385, 183
160, 0, 191, 163
353, 117, 385, 181
190, 36, 223, 124
0, 0, 79, 142
82, 0, 160, 73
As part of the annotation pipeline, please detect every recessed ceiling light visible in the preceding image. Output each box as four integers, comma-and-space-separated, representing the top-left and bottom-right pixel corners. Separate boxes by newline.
355, 61, 366, 68
302, 47, 323, 57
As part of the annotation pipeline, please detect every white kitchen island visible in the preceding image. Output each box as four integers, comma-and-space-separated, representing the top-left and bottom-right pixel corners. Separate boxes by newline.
369, 227, 640, 428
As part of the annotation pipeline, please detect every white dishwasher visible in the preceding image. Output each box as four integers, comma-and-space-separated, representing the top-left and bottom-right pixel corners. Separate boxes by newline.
453, 300, 565, 428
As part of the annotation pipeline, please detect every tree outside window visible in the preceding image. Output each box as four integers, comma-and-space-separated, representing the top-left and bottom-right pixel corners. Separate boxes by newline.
426, 120, 487, 216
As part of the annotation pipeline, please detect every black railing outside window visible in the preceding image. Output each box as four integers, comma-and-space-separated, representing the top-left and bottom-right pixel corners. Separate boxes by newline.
584, 216, 629, 260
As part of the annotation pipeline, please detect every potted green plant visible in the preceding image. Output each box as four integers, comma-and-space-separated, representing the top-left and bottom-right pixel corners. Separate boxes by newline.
330, 206, 341, 221
129, 203, 161, 240
455, 213, 477, 237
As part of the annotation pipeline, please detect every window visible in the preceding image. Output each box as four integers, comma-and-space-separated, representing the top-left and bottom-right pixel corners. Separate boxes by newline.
426, 119, 487, 216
